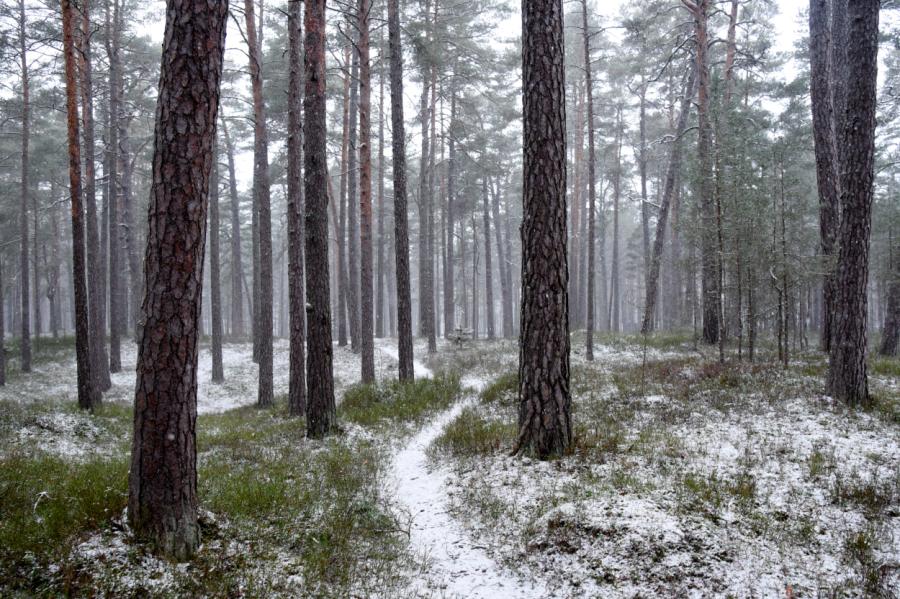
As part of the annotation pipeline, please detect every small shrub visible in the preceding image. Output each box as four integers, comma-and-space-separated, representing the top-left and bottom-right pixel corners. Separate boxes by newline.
340, 374, 461, 428
430, 407, 515, 458
480, 372, 517, 406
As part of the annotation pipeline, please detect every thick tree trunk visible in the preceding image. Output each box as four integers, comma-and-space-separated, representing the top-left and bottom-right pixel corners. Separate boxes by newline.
388, 0, 414, 380
482, 177, 495, 339
515, 0, 571, 459
244, 0, 274, 407
220, 120, 244, 339
62, 0, 99, 410
19, 0, 31, 373
358, 0, 375, 382
828, 0, 879, 407
209, 143, 224, 383
287, 0, 306, 414
642, 65, 695, 334
129, 0, 227, 559
305, 0, 337, 435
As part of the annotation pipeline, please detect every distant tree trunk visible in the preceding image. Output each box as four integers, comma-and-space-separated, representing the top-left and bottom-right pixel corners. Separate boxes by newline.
128, 0, 227, 559
418, 13, 431, 342
426, 60, 438, 352
828, 0, 879, 407
118, 114, 141, 340
581, 0, 596, 359
18, 0, 31, 372
220, 120, 244, 339
209, 143, 224, 383
880, 236, 899, 356
642, 65, 695, 334
305, 0, 337, 435
490, 179, 512, 338
515, 0, 571, 459
337, 44, 351, 348
482, 177, 495, 339
62, 0, 99, 410
105, 0, 122, 372
0, 257, 5, 384
358, 0, 375, 382
443, 91, 456, 338
78, 0, 111, 392
609, 107, 622, 332
244, 0, 274, 407
45, 197, 62, 339
347, 38, 362, 353
375, 22, 387, 339
471, 215, 479, 338
388, 0, 414, 380
287, 0, 306, 414
810, 0, 840, 353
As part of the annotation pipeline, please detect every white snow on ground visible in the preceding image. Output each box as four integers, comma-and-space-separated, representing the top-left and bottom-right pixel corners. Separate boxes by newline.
389, 367, 549, 599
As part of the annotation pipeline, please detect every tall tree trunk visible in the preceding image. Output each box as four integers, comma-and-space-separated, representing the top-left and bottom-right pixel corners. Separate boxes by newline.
358, 0, 375, 382
305, 0, 336, 435
582, 0, 596, 359
244, 0, 274, 407
105, 0, 122, 372
209, 143, 224, 383
388, 0, 413, 379
443, 90, 456, 338
337, 44, 351, 348
642, 65, 695, 334
490, 178, 512, 338
62, 0, 99, 410
118, 113, 141, 340
418, 6, 432, 342
880, 233, 899, 356
78, 0, 111, 391
515, 0, 571, 459
287, 0, 306, 414
609, 107, 622, 332
220, 120, 244, 339
0, 257, 5, 385
426, 59, 438, 351
482, 177, 495, 339
347, 38, 362, 352
129, 0, 227, 559
571, 82, 584, 330
828, 0, 879, 407
375, 21, 387, 339
18, 0, 31, 372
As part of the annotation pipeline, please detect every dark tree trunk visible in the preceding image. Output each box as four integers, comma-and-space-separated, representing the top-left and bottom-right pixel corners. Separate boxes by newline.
128, 0, 227, 559
642, 65, 695, 334
305, 0, 337, 436
482, 177, 495, 339
880, 242, 899, 356
244, 0, 274, 407
209, 143, 224, 383
62, 0, 99, 411
515, 0, 571, 459
19, 0, 31, 373
287, 0, 306, 414
375, 22, 387, 339
105, 0, 122, 373
358, 0, 375, 382
220, 120, 244, 339
810, 0, 841, 353
388, 0, 414, 381
79, 0, 112, 392
828, 0, 879, 407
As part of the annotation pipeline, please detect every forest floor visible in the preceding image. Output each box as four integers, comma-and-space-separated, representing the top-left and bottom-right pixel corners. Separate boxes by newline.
0, 333, 897, 597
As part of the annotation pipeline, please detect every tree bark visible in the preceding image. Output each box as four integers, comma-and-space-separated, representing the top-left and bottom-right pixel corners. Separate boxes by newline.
62, 0, 99, 410
128, 0, 227, 559
244, 0, 274, 407
287, 0, 307, 414
581, 0, 596, 359
305, 0, 337, 436
358, 0, 375, 382
209, 142, 224, 383
375, 20, 387, 339
515, 0, 571, 459
220, 120, 244, 339
337, 44, 351, 348
18, 0, 31, 373
388, 0, 413, 380
443, 91, 456, 338
482, 177, 495, 339
347, 37, 362, 352
105, 0, 122, 373
828, 0, 879, 407
880, 238, 899, 356
0, 257, 4, 385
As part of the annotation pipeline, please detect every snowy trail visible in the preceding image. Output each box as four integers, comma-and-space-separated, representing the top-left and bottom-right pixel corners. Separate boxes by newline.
380, 349, 547, 598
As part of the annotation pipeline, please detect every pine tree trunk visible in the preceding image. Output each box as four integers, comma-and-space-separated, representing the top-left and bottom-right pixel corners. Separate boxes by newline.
128, 0, 227, 559
443, 91, 456, 338
582, 0, 596, 359
337, 44, 350, 348
358, 0, 375, 382
347, 40, 362, 352
375, 21, 387, 339
63, 0, 99, 410
515, 0, 571, 459
118, 113, 141, 340
482, 177, 495, 339
828, 0, 879, 407
609, 107, 622, 332
105, 0, 122, 373
0, 257, 6, 384
880, 246, 899, 356
287, 0, 307, 414
305, 0, 337, 435
220, 120, 244, 339
490, 179, 513, 338
388, 0, 414, 380
244, 0, 274, 407
19, 0, 31, 373
209, 142, 224, 383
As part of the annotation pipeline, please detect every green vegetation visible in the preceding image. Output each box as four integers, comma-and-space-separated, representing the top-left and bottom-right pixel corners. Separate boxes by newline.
430, 406, 516, 458
340, 374, 461, 430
